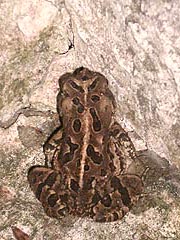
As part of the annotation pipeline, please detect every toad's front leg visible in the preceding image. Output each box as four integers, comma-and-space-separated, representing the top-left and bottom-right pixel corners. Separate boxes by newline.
43, 127, 63, 167
28, 166, 70, 219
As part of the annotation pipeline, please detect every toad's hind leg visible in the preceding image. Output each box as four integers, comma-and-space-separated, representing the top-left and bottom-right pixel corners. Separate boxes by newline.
28, 166, 70, 219
92, 174, 143, 222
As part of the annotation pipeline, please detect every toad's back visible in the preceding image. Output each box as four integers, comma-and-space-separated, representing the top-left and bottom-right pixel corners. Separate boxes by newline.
55, 67, 116, 189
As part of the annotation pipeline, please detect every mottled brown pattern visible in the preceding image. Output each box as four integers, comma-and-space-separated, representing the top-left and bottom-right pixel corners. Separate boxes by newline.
28, 67, 143, 222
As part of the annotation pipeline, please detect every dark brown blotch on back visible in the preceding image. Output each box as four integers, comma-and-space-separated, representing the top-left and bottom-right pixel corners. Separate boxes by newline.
84, 164, 90, 171
72, 97, 84, 113
73, 119, 81, 132
86, 144, 103, 164
89, 108, 101, 132
70, 179, 80, 192
77, 104, 84, 113
62, 138, 79, 164
66, 137, 79, 152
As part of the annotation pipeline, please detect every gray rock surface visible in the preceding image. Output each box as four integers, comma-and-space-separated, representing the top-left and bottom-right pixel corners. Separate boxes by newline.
0, 0, 179, 239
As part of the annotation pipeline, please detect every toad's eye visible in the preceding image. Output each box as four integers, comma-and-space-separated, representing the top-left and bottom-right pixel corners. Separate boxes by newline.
69, 80, 84, 93
91, 95, 100, 102
88, 79, 98, 92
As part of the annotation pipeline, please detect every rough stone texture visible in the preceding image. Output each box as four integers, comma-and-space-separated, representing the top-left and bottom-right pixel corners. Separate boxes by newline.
0, 0, 179, 239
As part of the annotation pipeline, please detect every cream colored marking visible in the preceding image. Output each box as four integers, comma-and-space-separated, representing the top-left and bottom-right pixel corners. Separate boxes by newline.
79, 86, 90, 188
